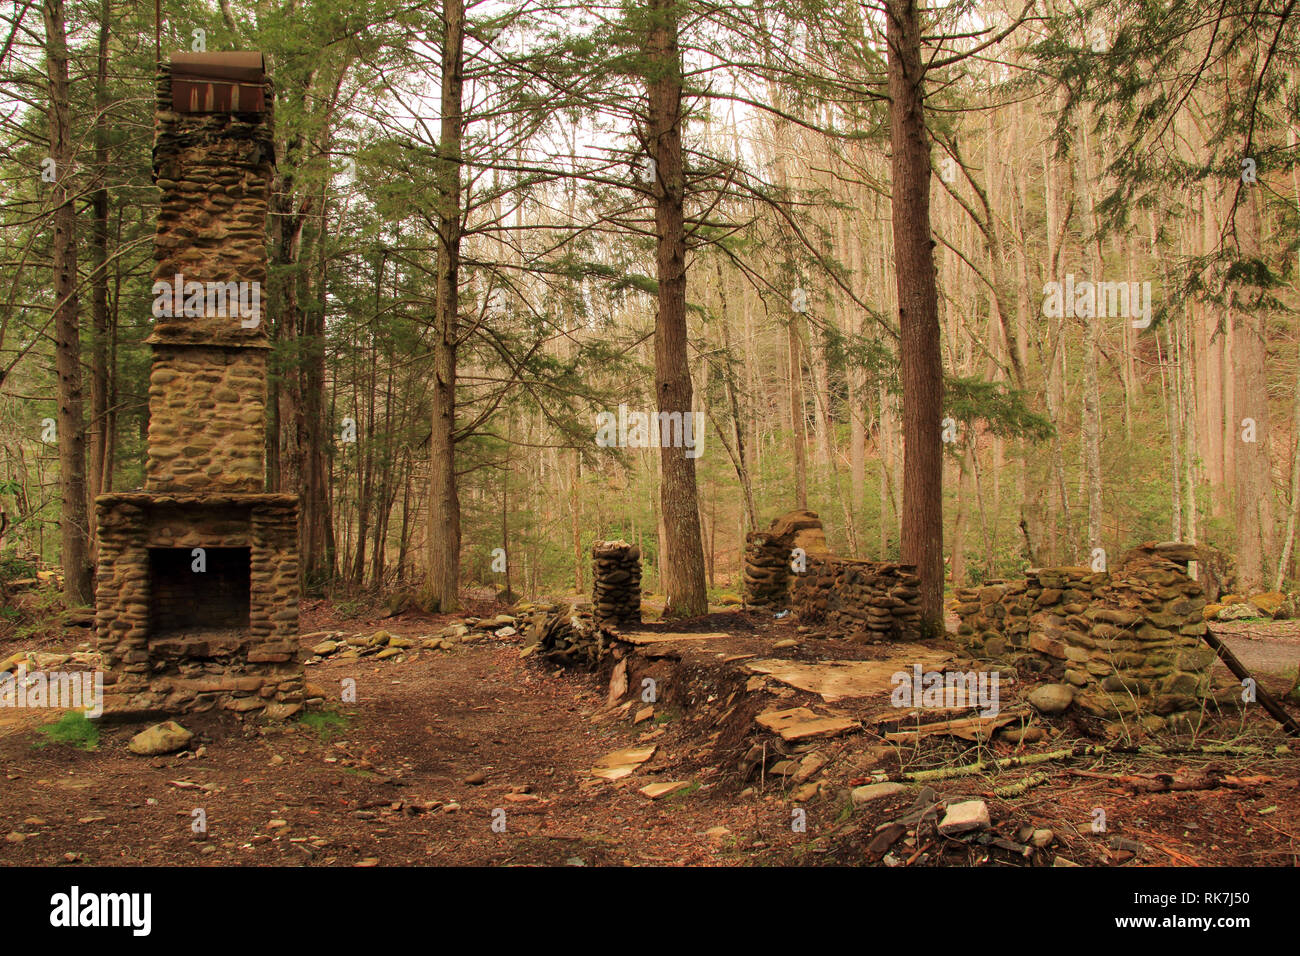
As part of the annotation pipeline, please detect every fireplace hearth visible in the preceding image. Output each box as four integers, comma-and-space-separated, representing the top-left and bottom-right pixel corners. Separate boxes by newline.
149, 547, 251, 636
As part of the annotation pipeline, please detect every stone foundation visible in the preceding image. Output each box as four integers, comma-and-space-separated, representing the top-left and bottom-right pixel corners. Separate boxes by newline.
950, 542, 1241, 730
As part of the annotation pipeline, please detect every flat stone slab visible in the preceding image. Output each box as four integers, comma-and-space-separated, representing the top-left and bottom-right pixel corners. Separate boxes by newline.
755, 706, 860, 741
639, 781, 691, 799
852, 782, 909, 805
619, 631, 731, 645
589, 744, 656, 781
744, 646, 955, 701
938, 800, 990, 835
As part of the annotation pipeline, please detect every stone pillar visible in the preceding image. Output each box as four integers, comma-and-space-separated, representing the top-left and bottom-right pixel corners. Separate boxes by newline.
592, 541, 642, 627
94, 501, 149, 687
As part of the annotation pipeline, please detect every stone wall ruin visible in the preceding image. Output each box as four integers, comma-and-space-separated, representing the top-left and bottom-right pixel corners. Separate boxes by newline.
790, 557, 924, 641
951, 542, 1241, 731
742, 510, 924, 641
742, 510, 828, 607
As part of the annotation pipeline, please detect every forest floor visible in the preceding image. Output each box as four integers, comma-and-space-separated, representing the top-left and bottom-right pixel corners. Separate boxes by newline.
0, 595, 1298, 867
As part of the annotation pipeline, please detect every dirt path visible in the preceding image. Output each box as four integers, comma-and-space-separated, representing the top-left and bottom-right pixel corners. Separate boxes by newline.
0, 612, 798, 866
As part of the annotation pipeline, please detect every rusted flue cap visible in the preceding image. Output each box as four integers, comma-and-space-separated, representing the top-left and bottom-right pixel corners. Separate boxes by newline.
170, 52, 266, 113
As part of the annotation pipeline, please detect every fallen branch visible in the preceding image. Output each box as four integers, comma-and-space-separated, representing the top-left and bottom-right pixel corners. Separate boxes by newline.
991, 771, 1050, 798
896, 742, 1279, 784
904, 839, 932, 866
1117, 769, 1220, 792
898, 746, 1109, 783
1109, 770, 1272, 793
884, 710, 1024, 744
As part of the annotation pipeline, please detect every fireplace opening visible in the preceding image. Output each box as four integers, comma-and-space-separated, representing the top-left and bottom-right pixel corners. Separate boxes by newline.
148, 547, 251, 636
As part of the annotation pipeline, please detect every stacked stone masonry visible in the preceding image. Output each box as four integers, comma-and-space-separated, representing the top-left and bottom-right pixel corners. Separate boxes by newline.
743, 532, 793, 606
950, 542, 1241, 731
149, 71, 272, 349
147, 348, 266, 493
591, 541, 641, 627
743, 510, 828, 607
739, 510, 921, 640
790, 557, 923, 641
95, 494, 302, 716
146, 68, 274, 494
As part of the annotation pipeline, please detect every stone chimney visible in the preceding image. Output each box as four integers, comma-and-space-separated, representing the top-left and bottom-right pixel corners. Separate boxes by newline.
147, 51, 272, 493
93, 54, 303, 720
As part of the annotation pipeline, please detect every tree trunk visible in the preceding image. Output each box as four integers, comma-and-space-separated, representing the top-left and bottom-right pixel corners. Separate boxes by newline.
87, 0, 112, 533
848, 207, 867, 550
1231, 53, 1276, 592
646, 0, 707, 617
44, 0, 93, 605
1232, 191, 1276, 592
1275, 123, 1300, 590
424, 0, 465, 612
951, 443, 972, 585
1078, 126, 1104, 559
788, 311, 808, 509
301, 180, 336, 590
571, 450, 583, 593
716, 263, 758, 531
887, 0, 944, 629
1162, 323, 1183, 540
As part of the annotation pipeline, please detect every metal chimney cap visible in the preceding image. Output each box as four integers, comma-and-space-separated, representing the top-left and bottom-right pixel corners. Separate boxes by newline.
170, 51, 265, 82
169, 52, 267, 113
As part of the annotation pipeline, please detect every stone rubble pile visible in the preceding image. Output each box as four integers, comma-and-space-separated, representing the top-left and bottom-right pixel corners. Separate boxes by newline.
591, 541, 641, 627
520, 603, 614, 669
1, 648, 100, 674
950, 542, 1241, 732
853, 785, 1080, 865
790, 557, 923, 641
1204, 590, 1298, 622
742, 510, 828, 607
303, 616, 520, 664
